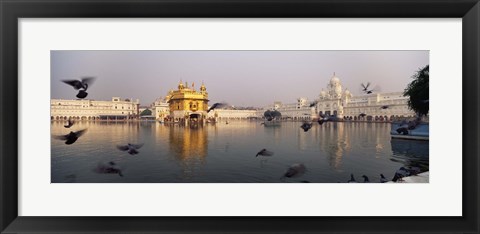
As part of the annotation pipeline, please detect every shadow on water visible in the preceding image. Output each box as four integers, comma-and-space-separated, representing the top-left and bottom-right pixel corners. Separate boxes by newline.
390, 138, 429, 171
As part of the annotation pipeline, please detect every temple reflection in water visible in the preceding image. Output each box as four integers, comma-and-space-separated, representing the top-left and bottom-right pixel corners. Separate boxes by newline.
166, 124, 208, 180
51, 121, 428, 183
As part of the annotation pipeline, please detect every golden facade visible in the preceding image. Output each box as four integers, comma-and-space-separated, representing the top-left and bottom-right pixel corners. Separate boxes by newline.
166, 81, 209, 120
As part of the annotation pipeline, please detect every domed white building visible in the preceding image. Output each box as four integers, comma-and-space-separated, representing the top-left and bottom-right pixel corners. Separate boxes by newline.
313, 73, 415, 121
260, 72, 416, 121
316, 73, 346, 118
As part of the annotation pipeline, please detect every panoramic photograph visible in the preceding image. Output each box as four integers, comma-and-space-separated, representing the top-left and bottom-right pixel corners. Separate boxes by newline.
50, 50, 429, 183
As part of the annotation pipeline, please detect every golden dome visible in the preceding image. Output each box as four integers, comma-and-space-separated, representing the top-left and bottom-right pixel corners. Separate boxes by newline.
178, 81, 185, 90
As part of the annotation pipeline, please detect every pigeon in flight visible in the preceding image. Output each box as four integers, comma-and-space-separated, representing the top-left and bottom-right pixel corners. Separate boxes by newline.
358, 113, 367, 118
361, 82, 380, 94
93, 161, 123, 177
300, 122, 313, 132
62, 77, 95, 91
62, 77, 96, 99
282, 163, 306, 179
64, 119, 75, 128
380, 105, 389, 109
117, 143, 144, 155
361, 82, 373, 94
76, 90, 88, 99
53, 129, 87, 145
207, 102, 229, 113
361, 82, 370, 92
256, 148, 274, 157
318, 113, 332, 125
309, 100, 318, 107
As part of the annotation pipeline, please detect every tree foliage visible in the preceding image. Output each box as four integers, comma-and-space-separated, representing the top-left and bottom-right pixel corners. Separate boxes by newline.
404, 65, 429, 116
140, 109, 152, 116
264, 110, 282, 121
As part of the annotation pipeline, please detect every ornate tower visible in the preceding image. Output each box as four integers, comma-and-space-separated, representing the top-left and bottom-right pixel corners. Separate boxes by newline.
178, 80, 185, 90
200, 82, 207, 95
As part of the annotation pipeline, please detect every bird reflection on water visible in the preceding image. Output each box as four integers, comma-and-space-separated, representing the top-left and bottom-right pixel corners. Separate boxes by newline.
51, 121, 429, 183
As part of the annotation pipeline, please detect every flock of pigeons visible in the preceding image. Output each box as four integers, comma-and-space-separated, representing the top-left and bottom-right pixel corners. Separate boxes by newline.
53, 77, 150, 178
255, 146, 421, 183
257, 82, 424, 183
54, 78, 235, 180
54, 113, 146, 177
300, 113, 335, 132
346, 165, 422, 183
54, 79, 423, 182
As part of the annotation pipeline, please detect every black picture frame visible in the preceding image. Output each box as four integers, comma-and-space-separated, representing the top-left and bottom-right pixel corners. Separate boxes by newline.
1, 0, 478, 233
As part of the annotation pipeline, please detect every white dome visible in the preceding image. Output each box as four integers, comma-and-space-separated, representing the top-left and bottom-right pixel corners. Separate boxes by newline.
330, 75, 340, 86
345, 89, 351, 95
332, 83, 342, 98
335, 85, 342, 95
320, 90, 327, 98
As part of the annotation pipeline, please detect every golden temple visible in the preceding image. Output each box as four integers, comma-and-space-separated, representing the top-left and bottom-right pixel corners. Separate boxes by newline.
165, 81, 209, 122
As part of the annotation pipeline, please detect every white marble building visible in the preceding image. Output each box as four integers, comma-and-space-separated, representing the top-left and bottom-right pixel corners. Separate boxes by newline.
342, 92, 415, 120
315, 73, 415, 121
153, 98, 170, 121
262, 98, 314, 120
144, 73, 415, 122
265, 73, 416, 121
207, 109, 258, 119
51, 97, 140, 120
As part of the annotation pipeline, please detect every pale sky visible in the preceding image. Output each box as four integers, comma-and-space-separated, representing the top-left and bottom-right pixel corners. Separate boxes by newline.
51, 51, 428, 107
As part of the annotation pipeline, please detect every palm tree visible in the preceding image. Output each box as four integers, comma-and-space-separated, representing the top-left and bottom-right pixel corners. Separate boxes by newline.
404, 65, 429, 116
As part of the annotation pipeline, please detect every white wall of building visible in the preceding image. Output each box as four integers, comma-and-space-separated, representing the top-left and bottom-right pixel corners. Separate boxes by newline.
259, 74, 415, 121
154, 100, 170, 120
51, 97, 139, 120
266, 101, 314, 120
207, 109, 258, 119
343, 92, 415, 119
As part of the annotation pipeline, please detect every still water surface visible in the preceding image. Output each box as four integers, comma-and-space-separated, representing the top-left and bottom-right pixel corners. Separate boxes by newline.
51, 121, 429, 183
